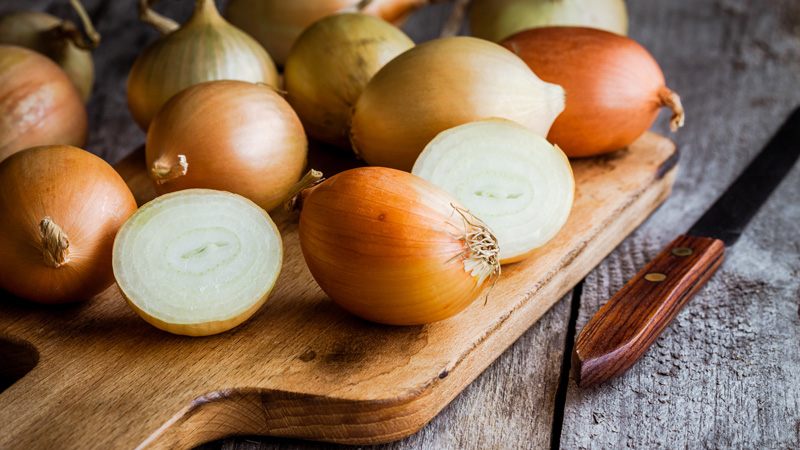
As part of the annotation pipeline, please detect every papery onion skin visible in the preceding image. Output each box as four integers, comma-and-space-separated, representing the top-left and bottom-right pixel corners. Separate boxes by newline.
470, 0, 628, 43
294, 167, 499, 326
0, 45, 87, 162
0, 145, 137, 304
349, 36, 565, 171
127, 0, 279, 131
0, 11, 95, 102
502, 27, 685, 158
285, 13, 414, 149
146, 80, 308, 212
225, 0, 428, 66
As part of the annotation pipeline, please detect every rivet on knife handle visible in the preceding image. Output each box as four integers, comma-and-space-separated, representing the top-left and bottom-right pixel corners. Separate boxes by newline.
571, 235, 725, 388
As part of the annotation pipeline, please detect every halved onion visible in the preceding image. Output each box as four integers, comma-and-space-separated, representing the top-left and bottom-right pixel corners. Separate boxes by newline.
412, 119, 574, 264
113, 189, 283, 336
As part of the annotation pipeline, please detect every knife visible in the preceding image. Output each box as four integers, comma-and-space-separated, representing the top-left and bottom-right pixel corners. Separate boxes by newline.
572, 107, 800, 388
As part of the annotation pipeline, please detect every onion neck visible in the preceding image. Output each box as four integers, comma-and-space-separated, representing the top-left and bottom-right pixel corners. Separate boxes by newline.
151, 155, 188, 184
658, 86, 685, 132
189, 0, 224, 25
285, 169, 324, 213
138, 0, 179, 34
48, 0, 101, 50
40, 217, 70, 269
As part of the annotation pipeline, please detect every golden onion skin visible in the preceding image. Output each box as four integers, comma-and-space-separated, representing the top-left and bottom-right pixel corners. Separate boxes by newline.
0, 45, 87, 162
285, 13, 414, 149
349, 36, 566, 171
0, 11, 95, 101
470, 0, 628, 43
146, 81, 308, 212
0, 145, 137, 304
127, 0, 279, 131
297, 167, 497, 326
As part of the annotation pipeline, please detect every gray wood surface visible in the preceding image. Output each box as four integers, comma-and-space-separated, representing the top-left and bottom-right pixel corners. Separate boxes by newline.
1, 0, 798, 449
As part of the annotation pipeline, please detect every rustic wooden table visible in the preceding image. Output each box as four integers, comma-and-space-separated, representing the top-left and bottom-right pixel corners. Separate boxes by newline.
2, 0, 799, 448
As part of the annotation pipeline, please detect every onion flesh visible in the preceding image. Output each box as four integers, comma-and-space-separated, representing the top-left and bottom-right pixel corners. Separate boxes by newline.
113, 189, 283, 336
146, 80, 308, 212
413, 119, 574, 264
0, 145, 137, 304
291, 167, 500, 325
503, 27, 684, 158
470, 0, 628, 43
285, 13, 414, 149
349, 36, 565, 171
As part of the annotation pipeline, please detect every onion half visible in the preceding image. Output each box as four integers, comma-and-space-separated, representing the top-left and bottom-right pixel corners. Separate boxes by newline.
349, 36, 565, 171
413, 119, 574, 264
502, 27, 685, 158
0, 145, 137, 303
284, 13, 414, 149
470, 0, 628, 43
146, 80, 308, 212
0, 45, 87, 162
113, 189, 283, 336
289, 167, 500, 325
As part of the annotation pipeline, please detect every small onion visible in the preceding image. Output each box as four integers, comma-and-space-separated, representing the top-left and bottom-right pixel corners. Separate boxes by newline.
0, 145, 137, 304
288, 167, 500, 325
470, 0, 628, 43
349, 36, 566, 171
146, 80, 308, 212
502, 27, 685, 158
225, 0, 431, 66
127, 0, 279, 131
412, 119, 574, 264
284, 13, 414, 149
113, 189, 283, 336
0, 45, 87, 162
0, 0, 100, 102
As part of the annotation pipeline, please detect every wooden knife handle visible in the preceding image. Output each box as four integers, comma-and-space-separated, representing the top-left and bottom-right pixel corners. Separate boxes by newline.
572, 235, 725, 388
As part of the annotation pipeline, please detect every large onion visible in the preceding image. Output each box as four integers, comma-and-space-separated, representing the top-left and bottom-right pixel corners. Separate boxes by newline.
350, 36, 565, 171
113, 189, 283, 336
470, 0, 628, 43
284, 13, 414, 149
225, 0, 431, 66
413, 119, 574, 264
288, 167, 500, 326
0, 45, 87, 162
146, 80, 307, 212
0, 145, 137, 304
127, 0, 279, 130
0, 0, 100, 101
502, 27, 684, 158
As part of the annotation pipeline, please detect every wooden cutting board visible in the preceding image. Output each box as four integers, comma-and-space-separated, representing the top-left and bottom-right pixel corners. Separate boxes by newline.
0, 132, 677, 449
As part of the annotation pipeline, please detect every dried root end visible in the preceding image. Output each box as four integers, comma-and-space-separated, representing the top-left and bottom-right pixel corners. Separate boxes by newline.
151, 155, 188, 185
40, 217, 70, 268
451, 205, 501, 303
660, 87, 685, 132
285, 169, 324, 212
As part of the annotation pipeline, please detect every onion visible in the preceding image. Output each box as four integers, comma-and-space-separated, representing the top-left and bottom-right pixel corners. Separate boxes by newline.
224, 0, 432, 66
146, 80, 307, 212
0, 45, 87, 162
0, 145, 137, 304
470, 0, 628, 43
284, 13, 414, 149
412, 119, 574, 264
0, 0, 100, 102
127, 0, 279, 131
287, 167, 500, 325
502, 27, 685, 158
349, 36, 566, 171
113, 189, 283, 336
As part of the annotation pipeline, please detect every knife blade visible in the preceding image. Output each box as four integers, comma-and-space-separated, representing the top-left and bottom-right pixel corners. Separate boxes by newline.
572, 106, 800, 388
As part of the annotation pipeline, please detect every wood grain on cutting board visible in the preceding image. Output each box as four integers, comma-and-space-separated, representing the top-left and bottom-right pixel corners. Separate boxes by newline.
0, 133, 676, 449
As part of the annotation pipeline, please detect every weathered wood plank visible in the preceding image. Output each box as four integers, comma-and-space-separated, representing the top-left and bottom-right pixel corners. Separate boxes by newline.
560, 0, 800, 448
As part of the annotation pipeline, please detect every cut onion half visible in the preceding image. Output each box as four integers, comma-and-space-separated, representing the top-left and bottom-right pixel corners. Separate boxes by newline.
412, 119, 575, 264
112, 189, 283, 336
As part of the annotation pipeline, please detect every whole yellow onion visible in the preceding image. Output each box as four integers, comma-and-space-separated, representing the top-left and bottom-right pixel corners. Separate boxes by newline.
127, 0, 279, 130
0, 0, 100, 102
470, 0, 629, 43
284, 13, 414, 149
349, 36, 566, 171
